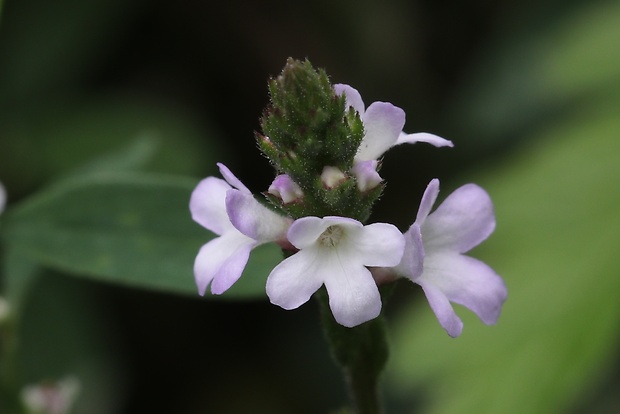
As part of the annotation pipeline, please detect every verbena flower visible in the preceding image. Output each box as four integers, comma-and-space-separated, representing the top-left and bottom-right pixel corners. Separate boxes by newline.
266, 216, 405, 327
0, 181, 6, 214
190, 163, 291, 295
393, 179, 507, 337
334, 84, 453, 163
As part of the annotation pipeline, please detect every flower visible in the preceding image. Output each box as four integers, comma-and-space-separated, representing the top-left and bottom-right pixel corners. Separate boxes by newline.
268, 174, 303, 203
21, 377, 81, 414
190, 163, 291, 295
333, 83, 453, 163
0, 181, 6, 214
266, 216, 405, 327
393, 179, 507, 337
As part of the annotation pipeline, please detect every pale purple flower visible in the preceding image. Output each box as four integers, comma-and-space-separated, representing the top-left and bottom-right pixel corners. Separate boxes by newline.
0, 181, 6, 214
333, 83, 453, 163
394, 179, 507, 337
268, 174, 303, 204
266, 216, 405, 327
190, 163, 291, 295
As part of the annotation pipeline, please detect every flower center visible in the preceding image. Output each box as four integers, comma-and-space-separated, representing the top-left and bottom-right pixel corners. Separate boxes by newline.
319, 225, 344, 247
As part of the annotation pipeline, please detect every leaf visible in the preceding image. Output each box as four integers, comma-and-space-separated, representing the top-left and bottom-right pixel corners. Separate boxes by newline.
1, 173, 282, 299
387, 2, 620, 412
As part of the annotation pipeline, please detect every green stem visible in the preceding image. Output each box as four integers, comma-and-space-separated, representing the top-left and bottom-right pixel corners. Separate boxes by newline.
317, 289, 389, 414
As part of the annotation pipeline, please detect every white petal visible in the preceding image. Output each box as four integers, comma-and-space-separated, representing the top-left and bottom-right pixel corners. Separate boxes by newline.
266, 248, 325, 310
356, 102, 406, 161
286, 216, 331, 249
423, 184, 495, 253
396, 132, 454, 148
348, 222, 405, 267
417, 281, 464, 337
322, 251, 382, 327
217, 163, 251, 194
334, 83, 365, 115
193, 232, 255, 295
416, 179, 440, 225
189, 177, 233, 235
226, 190, 291, 242
420, 253, 507, 326
351, 160, 382, 192
394, 224, 425, 280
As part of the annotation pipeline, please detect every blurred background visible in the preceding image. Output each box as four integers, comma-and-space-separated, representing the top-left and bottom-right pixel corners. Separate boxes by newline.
1, 0, 619, 413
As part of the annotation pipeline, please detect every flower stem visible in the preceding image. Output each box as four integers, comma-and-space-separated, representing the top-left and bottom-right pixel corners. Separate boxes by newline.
317, 289, 389, 414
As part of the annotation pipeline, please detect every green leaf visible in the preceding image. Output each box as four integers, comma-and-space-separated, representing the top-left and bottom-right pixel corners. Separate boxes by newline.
387, 2, 620, 412
1, 173, 282, 299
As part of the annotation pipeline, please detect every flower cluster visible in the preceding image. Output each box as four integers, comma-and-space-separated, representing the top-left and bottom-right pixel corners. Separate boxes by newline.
190, 59, 506, 336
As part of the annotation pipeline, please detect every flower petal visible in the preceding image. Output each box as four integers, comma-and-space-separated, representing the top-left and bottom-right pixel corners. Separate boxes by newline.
266, 247, 324, 310
395, 223, 425, 280
416, 179, 440, 225
351, 160, 382, 192
396, 132, 454, 148
417, 281, 464, 337
420, 253, 507, 326
356, 102, 406, 161
193, 232, 255, 295
322, 253, 382, 327
217, 162, 251, 194
189, 177, 233, 235
268, 174, 303, 203
423, 184, 496, 253
334, 83, 365, 115
286, 216, 331, 249
226, 189, 291, 242
349, 222, 405, 267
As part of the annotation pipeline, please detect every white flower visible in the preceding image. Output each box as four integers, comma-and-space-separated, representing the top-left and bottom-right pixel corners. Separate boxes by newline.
21, 377, 81, 414
334, 84, 454, 163
190, 163, 291, 295
266, 216, 405, 327
394, 179, 507, 337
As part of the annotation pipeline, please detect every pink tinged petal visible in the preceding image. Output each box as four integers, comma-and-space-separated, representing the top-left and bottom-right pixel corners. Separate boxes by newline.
351, 160, 382, 192
417, 281, 464, 337
226, 189, 291, 242
217, 162, 251, 194
268, 174, 303, 203
356, 102, 406, 161
266, 247, 325, 310
193, 232, 256, 295
421, 253, 507, 327
333, 83, 365, 115
423, 184, 496, 253
189, 177, 234, 235
395, 224, 425, 280
322, 252, 382, 327
416, 179, 440, 225
396, 132, 454, 148
348, 222, 405, 267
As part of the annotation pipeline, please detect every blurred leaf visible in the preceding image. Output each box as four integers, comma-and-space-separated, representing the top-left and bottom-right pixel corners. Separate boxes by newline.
388, 1, 620, 412
387, 68, 620, 414
0, 95, 223, 196
67, 134, 159, 177
1, 173, 281, 299
448, 0, 620, 150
